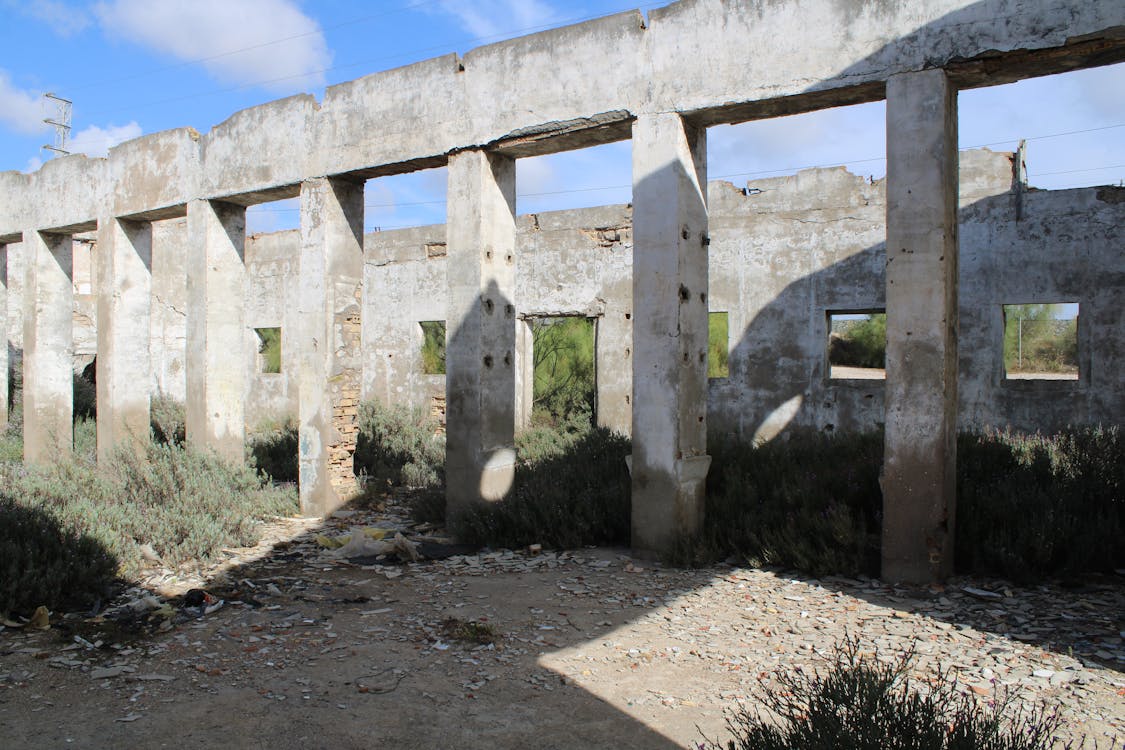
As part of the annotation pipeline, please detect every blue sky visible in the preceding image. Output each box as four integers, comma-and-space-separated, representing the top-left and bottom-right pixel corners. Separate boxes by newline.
1, 0, 1122, 234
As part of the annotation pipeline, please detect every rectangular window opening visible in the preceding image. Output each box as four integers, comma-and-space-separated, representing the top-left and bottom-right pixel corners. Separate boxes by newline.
828, 310, 886, 380
530, 316, 596, 427
255, 327, 282, 374
708, 311, 730, 379
420, 321, 446, 375
1003, 303, 1079, 380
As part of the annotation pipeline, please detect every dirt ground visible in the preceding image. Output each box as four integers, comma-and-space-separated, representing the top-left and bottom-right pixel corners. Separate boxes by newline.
2, 501, 1122, 749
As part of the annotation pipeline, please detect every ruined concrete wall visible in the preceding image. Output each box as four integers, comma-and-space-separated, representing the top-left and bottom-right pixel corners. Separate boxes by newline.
39, 150, 1123, 437
150, 218, 188, 401
72, 239, 97, 374
516, 207, 634, 434
362, 225, 448, 417
243, 229, 300, 428
959, 178, 1125, 432
359, 206, 635, 433
706, 167, 889, 441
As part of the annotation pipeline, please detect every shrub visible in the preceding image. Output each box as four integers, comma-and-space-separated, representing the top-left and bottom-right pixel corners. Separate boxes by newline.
1, 441, 297, 584
247, 417, 299, 483
150, 394, 185, 446
452, 420, 631, 549
957, 426, 1123, 581
0, 495, 118, 616
73, 371, 96, 421
354, 399, 444, 490
677, 430, 883, 575
704, 637, 1076, 750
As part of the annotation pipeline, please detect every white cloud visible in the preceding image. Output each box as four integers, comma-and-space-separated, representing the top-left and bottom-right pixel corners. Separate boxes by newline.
68, 121, 143, 157
94, 0, 331, 92
430, 0, 561, 40
0, 71, 49, 135
0, 0, 93, 36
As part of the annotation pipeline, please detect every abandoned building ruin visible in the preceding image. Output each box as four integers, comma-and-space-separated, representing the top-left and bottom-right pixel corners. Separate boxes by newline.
1, 0, 1123, 584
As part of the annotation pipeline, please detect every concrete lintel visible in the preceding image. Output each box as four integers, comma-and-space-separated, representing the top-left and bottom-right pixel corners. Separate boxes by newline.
445, 149, 518, 519
212, 184, 302, 208
882, 68, 960, 585
120, 203, 188, 223
630, 112, 710, 557
185, 199, 247, 462
40, 220, 98, 235
490, 113, 634, 159
298, 176, 365, 517
341, 155, 448, 182
23, 230, 74, 462
690, 81, 886, 129
96, 217, 153, 461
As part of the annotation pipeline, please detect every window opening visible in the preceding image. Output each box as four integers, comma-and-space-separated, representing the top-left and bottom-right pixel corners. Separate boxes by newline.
828, 311, 886, 380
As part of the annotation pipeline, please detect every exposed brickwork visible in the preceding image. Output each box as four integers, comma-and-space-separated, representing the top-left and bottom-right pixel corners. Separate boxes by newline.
327, 289, 362, 500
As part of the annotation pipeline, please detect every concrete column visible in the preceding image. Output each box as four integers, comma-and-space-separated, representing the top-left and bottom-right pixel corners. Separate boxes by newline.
186, 199, 246, 462
23, 231, 73, 461
0, 243, 7, 430
298, 177, 365, 516
630, 113, 711, 556
445, 149, 518, 518
96, 217, 152, 461
514, 318, 533, 431
882, 68, 959, 584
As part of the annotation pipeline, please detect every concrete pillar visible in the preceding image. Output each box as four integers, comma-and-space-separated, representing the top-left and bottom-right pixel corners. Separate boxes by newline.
630, 113, 711, 556
445, 149, 518, 518
882, 68, 960, 584
186, 199, 246, 462
96, 217, 152, 460
298, 177, 365, 516
514, 318, 533, 431
0, 242, 7, 431
23, 231, 73, 461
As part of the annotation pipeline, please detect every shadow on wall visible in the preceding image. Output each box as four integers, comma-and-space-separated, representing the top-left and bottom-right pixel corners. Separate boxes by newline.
708, 184, 1120, 444
445, 278, 518, 512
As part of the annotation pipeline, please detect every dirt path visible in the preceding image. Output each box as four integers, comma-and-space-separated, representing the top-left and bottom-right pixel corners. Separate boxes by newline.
2, 505, 1122, 749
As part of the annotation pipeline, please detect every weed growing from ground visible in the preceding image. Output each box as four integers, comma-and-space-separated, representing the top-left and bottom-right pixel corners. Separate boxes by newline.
247, 416, 299, 483
0, 437, 297, 615
957, 426, 1123, 581
703, 637, 1078, 750
354, 400, 445, 491
452, 417, 631, 550
677, 430, 883, 575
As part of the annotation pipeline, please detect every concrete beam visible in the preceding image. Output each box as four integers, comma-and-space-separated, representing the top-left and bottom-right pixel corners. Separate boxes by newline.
298, 177, 365, 516
186, 199, 247, 462
96, 217, 152, 460
630, 113, 710, 557
23, 231, 73, 462
882, 69, 960, 584
445, 149, 517, 519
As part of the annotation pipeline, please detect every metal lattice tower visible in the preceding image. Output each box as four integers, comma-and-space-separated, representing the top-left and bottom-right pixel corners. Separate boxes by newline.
42, 92, 72, 158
